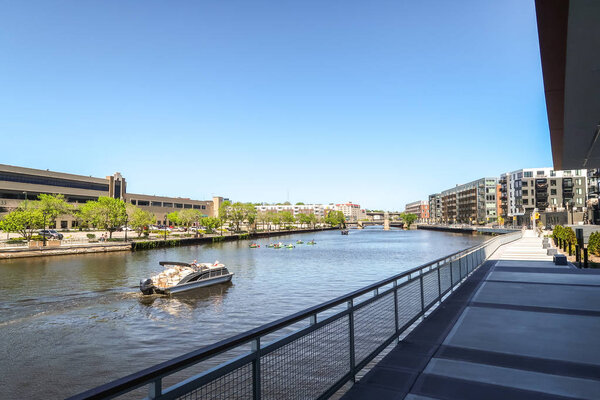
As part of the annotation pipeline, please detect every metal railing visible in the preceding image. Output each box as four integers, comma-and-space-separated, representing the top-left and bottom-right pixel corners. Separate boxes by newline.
69, 231, 522, 400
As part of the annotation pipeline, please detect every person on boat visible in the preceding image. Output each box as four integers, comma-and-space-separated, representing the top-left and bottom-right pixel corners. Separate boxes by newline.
190, 259, 197, 267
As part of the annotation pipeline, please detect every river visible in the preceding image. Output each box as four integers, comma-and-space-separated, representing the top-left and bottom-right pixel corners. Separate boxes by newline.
0, 227, 486, 399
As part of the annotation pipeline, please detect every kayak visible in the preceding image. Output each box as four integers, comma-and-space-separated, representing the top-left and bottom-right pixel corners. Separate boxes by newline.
249, 244, 260, 248
296, 240, 304, 244
307, 241, 316, 245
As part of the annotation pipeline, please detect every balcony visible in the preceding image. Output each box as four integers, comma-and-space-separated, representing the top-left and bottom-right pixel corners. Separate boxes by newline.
536, 183, 548, 190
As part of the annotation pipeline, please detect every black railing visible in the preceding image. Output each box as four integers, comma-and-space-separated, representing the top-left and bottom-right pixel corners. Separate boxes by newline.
68, 232, 522, 400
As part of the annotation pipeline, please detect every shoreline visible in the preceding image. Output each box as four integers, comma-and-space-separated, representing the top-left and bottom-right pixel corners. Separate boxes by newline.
0, 227, 337, 259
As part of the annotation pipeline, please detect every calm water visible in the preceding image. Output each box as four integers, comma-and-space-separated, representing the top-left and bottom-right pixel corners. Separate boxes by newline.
0, 228, 485, 399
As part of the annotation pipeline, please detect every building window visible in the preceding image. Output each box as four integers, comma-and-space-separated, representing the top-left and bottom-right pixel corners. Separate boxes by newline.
577, 197, 583, 205
137, 200, 149, 206
61, 221, 68, 229
202, 205, 206, 209
523, 190, 528, 195
71, 220, 79, 228
576, 170, 582, 175
537, 171, 544, 176
524, 171, 532, 178
0, 171, 110, 192
184, 204, 192, 209
551, 189, 557, 195
576, 188, 582, 195
193, 205, 200, 209
175, 203, 183, 208
523, 199, 528, 205
522, 181, 527, 186
130, 199, 137, 205
163, 202, 173, 207
550, 170, 556, 176
151, 201, 162, 207
552, 198, 557, 205
550, 180, 556, 186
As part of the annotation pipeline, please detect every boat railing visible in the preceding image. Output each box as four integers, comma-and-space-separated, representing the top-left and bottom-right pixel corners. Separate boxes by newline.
68, 231, 522, 400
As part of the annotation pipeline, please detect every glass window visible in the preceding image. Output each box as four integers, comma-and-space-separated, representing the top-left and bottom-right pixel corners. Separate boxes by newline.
193, 205, 200, 209
550, 180, 556, 186
524, 171, 533, 178
184, 204, 192, 209
523, 199, 528, 205
550, 170, 556, 176
175, 203, 183, 208
551, 189, 557, 195
0, 171, 109, 192
577, 197, 583, 205
522, 181, 527, 186
523, 190, 528, 195
151, 201, 162, 207
163, 202, 173, 207
537, 171, 544, 176
137, 200, 149, 206
202, 205, 206, 209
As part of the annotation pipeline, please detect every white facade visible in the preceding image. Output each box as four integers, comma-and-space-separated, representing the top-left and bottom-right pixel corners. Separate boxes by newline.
335, 203, 361, 222
255, 203, 335, 217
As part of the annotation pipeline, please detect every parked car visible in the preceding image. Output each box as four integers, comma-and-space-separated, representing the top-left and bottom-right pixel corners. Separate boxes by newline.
38, 230, 64, 240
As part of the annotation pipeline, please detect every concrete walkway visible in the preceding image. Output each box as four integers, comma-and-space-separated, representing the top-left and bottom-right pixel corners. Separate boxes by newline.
342, 230, 600, 400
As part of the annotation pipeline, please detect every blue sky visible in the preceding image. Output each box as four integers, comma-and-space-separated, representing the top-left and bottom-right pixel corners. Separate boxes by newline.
1, 0, 551, 210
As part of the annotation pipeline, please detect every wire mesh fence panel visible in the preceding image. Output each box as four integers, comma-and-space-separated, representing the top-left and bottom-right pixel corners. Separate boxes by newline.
353, 292, 395, 365
261, 316, 350, 400
396, 279, 422, 330
175, 362, 253, 400
439, 264, 451, 294
460, 257, 467, 279
451, 261, 460, 286
422, 270, 439, 308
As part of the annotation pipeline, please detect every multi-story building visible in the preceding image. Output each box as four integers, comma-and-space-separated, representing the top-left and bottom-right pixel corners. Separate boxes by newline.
405, 200, 429, 222
0, 163, 221, 228
428, 194, 442, 223
255, 203, 335, 218
335, 202, 362, 222
499, 168, 587, 222
440, 178, 498, 224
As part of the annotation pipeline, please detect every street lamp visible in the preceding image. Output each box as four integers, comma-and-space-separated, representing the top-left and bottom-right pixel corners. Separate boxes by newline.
164, 216, 167, 241
124, 214, 128, 243
42, 211, 47, 247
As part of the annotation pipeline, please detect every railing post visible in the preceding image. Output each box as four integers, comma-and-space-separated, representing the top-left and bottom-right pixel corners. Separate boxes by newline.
569, 241, 572, 256
348, 300, 356, 382
252, 338, 261, 400
576, 244, 581, 265
584, 247, 589, 268
459, 256, 464, 280
148, 379, 162, 400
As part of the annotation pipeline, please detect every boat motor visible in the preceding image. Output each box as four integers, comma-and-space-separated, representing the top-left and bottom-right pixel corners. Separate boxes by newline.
140, 278, 155, 295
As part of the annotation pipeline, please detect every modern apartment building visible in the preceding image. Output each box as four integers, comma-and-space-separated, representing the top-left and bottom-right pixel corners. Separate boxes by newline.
499, 168, 587, 221
0, 164, 221, 228
428, 194, 442, 223
405, 200, 429, 222
440, 178, 498, 224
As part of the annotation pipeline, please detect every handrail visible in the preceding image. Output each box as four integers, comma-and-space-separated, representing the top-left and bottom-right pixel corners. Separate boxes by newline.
68, 231, 521, 400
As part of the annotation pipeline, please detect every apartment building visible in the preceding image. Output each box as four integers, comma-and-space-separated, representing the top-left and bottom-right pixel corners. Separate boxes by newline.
0, 164, 221, 228
405, 200, 430, 222
428, 194, 442, 223
335, 202, 362, 222
440, 178, 498, 224
499, 168, 587, 221
255, 203, 334, 218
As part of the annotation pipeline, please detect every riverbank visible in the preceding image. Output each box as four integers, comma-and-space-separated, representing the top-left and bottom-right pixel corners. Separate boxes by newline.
417, 224, 519, 235
0, 227, 336, 259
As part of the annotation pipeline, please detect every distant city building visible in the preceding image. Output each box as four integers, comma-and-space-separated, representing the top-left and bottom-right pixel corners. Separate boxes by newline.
440, 178, 498, 224
335, 202, 361, 222
405, 200, 429, 222
255, 202, 363, 222
428, 194, 442, 223
499, 168, 588, 223
0, 163, 222, 228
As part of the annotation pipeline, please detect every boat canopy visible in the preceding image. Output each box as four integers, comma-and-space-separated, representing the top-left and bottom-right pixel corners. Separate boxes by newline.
159, 261, 193, 267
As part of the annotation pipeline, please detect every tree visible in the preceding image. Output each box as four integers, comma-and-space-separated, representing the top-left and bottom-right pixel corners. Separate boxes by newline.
167, 211, 181, 226
308, 213, 318, 228
295, 202, 305, 205
177, 209, 204, 229
219, 201, 256, 232
256, 211, 269, 231
280, 211, 295, 228
324, 211, 345, 227
400, 212, 418, 229
80, 197, 127, 238
127, 205, 156, 237
37, 194, 72, 228
0, 206, 44, 241
218, 200, 232, 234
200, 217, 221, 234
270, 212, 282, 231
297, 213, 312, 229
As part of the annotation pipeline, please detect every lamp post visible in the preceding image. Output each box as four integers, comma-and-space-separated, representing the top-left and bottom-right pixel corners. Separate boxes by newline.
124, 214, 128, 243
164, 216, 167, 241
42, 211, 47, 247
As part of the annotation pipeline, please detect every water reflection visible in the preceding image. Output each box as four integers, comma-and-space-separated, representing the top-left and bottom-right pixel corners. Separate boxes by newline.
139, 283, 233, 317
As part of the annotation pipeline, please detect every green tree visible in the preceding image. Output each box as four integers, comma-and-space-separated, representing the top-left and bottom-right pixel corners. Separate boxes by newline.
0, 205, 44, 241
280, 211, 295, 229
256, 211, 269, 231
270, 212, 282, 231
297, 213, 311, 229
308, 213, 318, 228
295, 202, 305, 205
200, 217, 221, 234
219, 201, 256, 232
218, 200, 232, 234
324, 211, 345, 227
400, 212, 418, 229
167, 211, 181, 226
37, 194, 72, 228
177, 209, 204, 229
127, 205, 156, 237
80, 197, 127, 238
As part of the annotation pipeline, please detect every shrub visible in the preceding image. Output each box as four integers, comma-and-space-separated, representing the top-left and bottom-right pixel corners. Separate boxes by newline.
86, 234, 96, 240
588, 232, 600, 256
212, 236, 225, 243
239, 233, 250, 240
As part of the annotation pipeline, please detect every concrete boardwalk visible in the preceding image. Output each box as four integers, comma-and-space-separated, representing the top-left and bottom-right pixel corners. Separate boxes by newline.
342, 230, 600, 400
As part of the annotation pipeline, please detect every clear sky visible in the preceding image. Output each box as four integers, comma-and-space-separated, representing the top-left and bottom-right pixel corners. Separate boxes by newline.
1, 0, 551, 210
